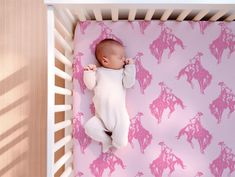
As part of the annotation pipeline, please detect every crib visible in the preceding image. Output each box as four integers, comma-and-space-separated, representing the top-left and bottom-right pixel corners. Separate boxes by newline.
44, 0, 235, 177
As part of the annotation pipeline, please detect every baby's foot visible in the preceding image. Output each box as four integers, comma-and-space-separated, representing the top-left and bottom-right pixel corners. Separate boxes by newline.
102, 142, 112, 153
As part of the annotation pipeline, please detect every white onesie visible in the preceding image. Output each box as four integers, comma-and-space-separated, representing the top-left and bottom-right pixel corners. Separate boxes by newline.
83, 64, 136, 151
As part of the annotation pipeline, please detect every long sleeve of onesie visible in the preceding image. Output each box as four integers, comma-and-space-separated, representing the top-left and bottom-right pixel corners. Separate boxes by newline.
83, 70, 96, 90
123, 64, 136, 88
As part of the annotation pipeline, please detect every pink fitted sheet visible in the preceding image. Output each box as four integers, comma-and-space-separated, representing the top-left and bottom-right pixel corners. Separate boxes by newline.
72, 20, 235, 177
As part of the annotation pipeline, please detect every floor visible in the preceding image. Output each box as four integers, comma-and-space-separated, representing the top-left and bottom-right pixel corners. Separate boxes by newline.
0, 0, 47, 176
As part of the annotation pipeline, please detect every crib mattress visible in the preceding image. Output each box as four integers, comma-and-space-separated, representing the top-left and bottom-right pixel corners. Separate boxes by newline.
72, 20, 235, 177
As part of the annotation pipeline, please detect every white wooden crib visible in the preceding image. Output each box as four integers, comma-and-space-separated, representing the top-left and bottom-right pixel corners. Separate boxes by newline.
44, 0, 235, 176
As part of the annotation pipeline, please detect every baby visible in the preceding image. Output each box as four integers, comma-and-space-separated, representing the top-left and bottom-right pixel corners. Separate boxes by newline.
83, 39, 136, 152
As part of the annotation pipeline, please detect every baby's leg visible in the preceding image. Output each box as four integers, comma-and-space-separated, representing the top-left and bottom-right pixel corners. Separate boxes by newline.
84, 116, 112, 152
112, 118, 130, 149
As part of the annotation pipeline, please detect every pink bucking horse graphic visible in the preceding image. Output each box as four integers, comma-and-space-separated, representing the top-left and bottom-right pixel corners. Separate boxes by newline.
209, 23, 235, 64
177, 52, 212, 94
79, 21, 91, 34
176, 112, 212, 153
89, 22, 123, 54
138, 21, 151, 34
128, 112, 152, 153
209, 142, 235, 177
134, 52, 152, 94
149, 24, 185, 64
90, 151, 125, 177
194, 171, 204, 177
73, 52, 86, 94
150, 82, 185, 123
209, 82, 235, 123
73, 112, 92, 153
134, 171, 144, 177
150, 142, 185, 177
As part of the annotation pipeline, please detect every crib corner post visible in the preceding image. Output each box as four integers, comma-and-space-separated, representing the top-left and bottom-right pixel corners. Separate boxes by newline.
46, 5, 55, 177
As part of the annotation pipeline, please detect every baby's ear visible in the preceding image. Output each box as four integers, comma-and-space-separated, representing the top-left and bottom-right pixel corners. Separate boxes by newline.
102, 56, 108, 63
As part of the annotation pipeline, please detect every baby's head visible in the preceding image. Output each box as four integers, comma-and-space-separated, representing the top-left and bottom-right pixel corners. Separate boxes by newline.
95, 39, 126, 70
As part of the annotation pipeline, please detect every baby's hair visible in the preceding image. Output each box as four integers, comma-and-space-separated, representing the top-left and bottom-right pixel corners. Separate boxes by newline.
95, 38, 123, 62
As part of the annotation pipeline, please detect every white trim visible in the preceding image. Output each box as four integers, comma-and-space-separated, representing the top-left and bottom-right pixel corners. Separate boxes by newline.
45, 0, 235, 5
111, 8, 119, 21
47, 6, 55, 177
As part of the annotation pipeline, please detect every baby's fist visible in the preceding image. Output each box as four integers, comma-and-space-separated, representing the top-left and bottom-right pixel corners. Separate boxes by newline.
125, 58, 134, 65
84, 64, 97, 71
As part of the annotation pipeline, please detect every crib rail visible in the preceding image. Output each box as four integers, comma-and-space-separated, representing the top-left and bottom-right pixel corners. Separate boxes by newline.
46, 1, 235, 22
47, 6, 74, 177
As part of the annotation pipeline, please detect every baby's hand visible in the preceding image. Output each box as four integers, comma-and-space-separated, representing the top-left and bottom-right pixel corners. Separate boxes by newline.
84, 64, 97, 71
125, 58, 134, 65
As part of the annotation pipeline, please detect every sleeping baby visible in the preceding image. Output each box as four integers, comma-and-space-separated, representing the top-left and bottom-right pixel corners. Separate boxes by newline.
83, 39, 136, 152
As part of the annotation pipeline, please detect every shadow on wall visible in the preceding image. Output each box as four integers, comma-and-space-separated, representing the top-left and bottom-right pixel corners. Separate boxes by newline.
0, 65, 30, 177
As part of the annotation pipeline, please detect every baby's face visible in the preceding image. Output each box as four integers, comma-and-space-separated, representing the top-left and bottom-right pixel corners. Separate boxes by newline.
104, 45, 126, 70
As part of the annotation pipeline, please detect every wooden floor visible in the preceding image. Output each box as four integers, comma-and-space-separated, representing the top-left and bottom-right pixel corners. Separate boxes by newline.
0, 0, 47, 176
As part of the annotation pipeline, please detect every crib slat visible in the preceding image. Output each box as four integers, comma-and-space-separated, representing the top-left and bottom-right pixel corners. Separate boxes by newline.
55, 67, 72, 81
54, 135, 72, 152
111, 8, 119, 21
55, 17, 72, 40
93, 9, 103, 21
54, 151, 72, 174
76, 8, 86, 21
55, 49, 72, 68
177, 9, 191, 21
209, 9, 228, 21
161, 9, 173, 21
193, 9, 209, 21
54, 105, 72, 112
60, 166, 73, 177
65, 8, 77, 24
54, 120, 72, 132
54, 29, 73, 53
128, 9, 136, 21
225, 12, 235, 21
145, 9, 155, 21
55, 86, 72, 96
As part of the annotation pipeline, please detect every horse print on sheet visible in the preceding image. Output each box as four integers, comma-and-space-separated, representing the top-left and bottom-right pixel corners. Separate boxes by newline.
75, 171, 84, 177
176, 112, 212, 153
79, 21, 91, 34
209, 142, 235, 177
73, 52, 86, 94
209, 22, 235, 64
188, 21, 211, 35
138, 21, 151, 34
194, 171, 204, 177
89, 22, 123, 54
149, 23, 185, 64
150, 82, 185, 124
73, 112, 91, 153
134, 52, 152, 94
209, 82, 235, 124
128, 112, 152, 153
134, 171, 144, 177
89, 151, 125, 177
177, 52, 212, 94
149, 142, 185, 177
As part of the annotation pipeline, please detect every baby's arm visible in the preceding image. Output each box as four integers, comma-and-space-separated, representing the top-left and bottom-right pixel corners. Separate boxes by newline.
83, 64, 97, 90
123, 58, 136, 88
